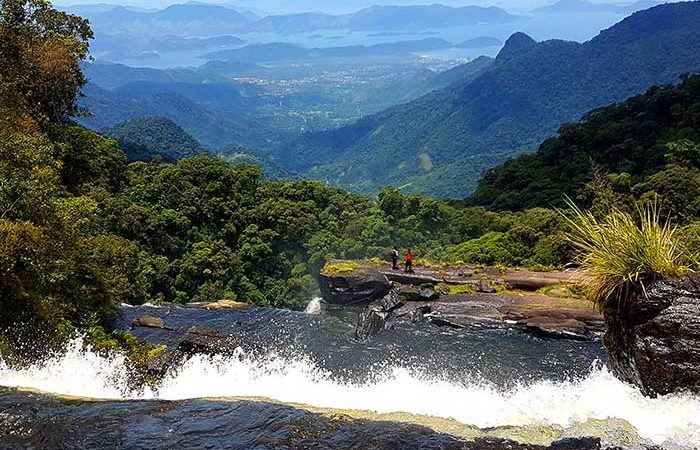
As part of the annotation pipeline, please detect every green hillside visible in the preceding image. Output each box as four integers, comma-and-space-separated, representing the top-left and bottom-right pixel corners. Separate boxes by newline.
279, 1, 700, 198
468, 74, 700, 217
102, 117, 208, 163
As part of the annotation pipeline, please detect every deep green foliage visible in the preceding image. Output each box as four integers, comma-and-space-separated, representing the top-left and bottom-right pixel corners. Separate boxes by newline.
469, 74, 700, 215
101, 117, 208, 163
0, 0, 93, 125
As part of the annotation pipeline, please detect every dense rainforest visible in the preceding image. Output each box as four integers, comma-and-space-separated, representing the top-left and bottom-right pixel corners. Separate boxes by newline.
469, 74, 700, 218
101, 117, 209, 163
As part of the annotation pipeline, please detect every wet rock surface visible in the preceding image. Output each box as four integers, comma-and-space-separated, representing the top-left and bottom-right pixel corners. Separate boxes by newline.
0, 387, 614, 450
604, 275, 700, 396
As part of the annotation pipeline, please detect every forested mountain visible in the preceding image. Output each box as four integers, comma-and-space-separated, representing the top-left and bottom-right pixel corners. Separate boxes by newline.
82, 61, 226, 90
79, 84, 277, 149
101, 117, 208, 162
344, 5, 518, 31
277, 1, 700, 198
425, 56, 493, 92
468, 74, 700, 215
82, 4, 252, 35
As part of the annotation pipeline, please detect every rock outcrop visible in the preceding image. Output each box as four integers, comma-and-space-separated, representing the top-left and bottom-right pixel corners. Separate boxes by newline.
319, 261, 391, 305
603, 275, 700, 396
322, 260, 603, 342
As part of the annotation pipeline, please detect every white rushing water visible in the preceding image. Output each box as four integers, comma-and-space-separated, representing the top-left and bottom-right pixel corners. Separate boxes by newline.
304, 297, 323, 314
1, 339, 699, 449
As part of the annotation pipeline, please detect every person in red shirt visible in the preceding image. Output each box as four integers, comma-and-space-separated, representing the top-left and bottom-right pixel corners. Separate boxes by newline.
404, 249, 414, 273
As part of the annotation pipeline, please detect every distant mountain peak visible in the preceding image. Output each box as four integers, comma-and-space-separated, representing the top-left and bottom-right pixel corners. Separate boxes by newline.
495, 32, 537, 63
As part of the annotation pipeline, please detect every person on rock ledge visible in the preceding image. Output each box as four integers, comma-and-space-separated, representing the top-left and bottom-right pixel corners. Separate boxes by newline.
391, 246, 400, 270
404, 249, 414, 273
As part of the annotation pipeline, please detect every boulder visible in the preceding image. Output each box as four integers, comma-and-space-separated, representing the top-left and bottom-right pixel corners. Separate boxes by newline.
319, 262, 391, 305
383, 271, 442, 286
132, 316, 166, 329
603, 275, 700, 396
397, 283, 437, 301
178, 326, 242, 355
520, 316, 591, 341
504, 270, 571, 291
477, 279, 496, 294
355, 288, 405, 340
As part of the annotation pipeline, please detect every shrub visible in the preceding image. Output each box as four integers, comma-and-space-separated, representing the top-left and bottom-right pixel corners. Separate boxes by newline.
562, 198, 691, 308
321, 260, 360, 275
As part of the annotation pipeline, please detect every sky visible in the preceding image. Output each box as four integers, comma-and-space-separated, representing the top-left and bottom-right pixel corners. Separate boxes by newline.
52, 0, 648, 15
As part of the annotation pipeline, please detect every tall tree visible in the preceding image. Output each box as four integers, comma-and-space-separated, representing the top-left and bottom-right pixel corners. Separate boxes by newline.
0, 0, 93, 125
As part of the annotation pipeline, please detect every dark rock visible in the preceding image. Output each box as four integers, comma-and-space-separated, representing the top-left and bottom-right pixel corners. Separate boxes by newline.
477, 279, 496, 293
319, 264, 391, 305
355, 302, 389, 340
550, 437, 600, 450
520, 316, 591, 341
132, 316, 166, 329
355, 288, 405, 340
427, 316, 465, 329
178, 326, 241, 355
146, 348, 184, 376
603, 275, 700, 396
398, 283, 437, 301
382, 271, 442, 286
380, 286, 404, 312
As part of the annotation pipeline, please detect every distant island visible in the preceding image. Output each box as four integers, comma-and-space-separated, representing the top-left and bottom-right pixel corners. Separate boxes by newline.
455, 36, 503, 48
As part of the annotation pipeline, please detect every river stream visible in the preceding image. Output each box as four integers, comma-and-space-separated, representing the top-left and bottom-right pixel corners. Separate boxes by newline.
0, 301, 699, 449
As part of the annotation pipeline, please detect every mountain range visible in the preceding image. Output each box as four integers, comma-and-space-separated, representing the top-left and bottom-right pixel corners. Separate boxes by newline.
269, 1, 700, 198
65, 3, 520, 36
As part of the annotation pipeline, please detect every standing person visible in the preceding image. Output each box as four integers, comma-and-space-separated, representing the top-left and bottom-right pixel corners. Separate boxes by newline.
391, 246, 400, 270
405, 249, 414, 273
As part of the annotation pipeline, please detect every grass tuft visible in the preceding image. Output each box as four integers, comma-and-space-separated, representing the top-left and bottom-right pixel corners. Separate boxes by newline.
561, 198, 691, 309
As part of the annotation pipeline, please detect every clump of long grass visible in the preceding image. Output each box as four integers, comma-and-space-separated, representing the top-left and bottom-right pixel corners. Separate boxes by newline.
561, 198, 692, 309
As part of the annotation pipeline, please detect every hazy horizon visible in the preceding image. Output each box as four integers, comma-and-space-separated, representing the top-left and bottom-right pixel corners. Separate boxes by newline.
53, 0, 657, 15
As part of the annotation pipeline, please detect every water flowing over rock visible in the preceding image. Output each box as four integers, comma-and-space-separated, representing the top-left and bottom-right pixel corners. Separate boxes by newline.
355, 287, 405, 340
603, 275, 700, 396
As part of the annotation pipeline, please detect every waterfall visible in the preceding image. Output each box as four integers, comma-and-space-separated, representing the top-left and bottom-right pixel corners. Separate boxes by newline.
304, 297, 323, 314
1, 339, 699, 448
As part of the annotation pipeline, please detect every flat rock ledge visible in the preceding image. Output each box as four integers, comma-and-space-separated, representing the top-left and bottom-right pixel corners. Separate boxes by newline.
321, 260, 602, 341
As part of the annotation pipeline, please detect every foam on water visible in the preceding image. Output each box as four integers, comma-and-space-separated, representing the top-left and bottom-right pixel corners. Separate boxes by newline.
304, 297, 323, 314
1, 339, 699, 448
